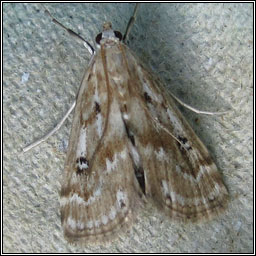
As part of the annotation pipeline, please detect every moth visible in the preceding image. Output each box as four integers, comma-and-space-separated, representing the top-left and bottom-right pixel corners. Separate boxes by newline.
25, 4, 229, 245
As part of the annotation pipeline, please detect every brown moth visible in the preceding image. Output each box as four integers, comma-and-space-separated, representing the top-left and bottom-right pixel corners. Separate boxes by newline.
24, 4, 229, 245
59, 14, 229, 244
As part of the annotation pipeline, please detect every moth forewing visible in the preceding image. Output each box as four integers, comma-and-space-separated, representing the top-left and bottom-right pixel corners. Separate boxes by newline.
58, 14, 228, 245
60, 23, 145, 244
116, 46, 228, 221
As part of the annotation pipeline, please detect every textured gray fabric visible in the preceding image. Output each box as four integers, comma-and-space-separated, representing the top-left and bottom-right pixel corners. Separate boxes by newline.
3, 3, 253, 253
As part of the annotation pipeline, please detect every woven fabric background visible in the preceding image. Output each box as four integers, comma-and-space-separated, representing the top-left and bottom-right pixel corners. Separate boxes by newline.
3, 3, 253, 253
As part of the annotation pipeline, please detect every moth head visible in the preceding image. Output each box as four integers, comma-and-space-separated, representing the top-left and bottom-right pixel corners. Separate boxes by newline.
95, 22, 122, 45
103, 21, 112, 31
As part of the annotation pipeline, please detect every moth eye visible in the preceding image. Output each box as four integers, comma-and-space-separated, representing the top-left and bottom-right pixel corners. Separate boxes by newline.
95, 33, 102, 44
114, 31, 122, 41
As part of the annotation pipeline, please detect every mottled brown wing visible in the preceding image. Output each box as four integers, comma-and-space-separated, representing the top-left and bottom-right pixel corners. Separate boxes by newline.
122, 45, 229, 221
61, 49, 143, 245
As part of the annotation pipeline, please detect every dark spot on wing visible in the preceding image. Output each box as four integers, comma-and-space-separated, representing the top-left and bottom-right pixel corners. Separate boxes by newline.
179, 136, 188, 145
177, 135, 192, 152
135, 166, 145, 194
123, 120, 135, 146
144, 92, 152, 103
87, 73, 92, 82
95, 102, 101, 113
129, 133, 135, 146
76, 157, 89, 175
166, 194, 172, 204
120, 201, 126, 208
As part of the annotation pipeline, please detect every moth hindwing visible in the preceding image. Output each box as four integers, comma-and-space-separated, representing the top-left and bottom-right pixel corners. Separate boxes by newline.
58, 13, 228, 245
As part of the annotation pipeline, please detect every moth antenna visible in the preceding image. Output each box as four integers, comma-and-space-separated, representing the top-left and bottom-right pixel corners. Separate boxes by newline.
41, 4, 95, 55
123, 3, 140, 43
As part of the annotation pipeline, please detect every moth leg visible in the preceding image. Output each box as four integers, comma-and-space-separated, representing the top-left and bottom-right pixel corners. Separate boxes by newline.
23, 101, 76, 152
123, 3, 140, 43
169, 92, 229, 116
41, 4, 95, 55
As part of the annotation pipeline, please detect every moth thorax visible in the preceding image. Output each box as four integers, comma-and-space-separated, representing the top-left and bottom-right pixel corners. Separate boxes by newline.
95, 21, 123, 45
